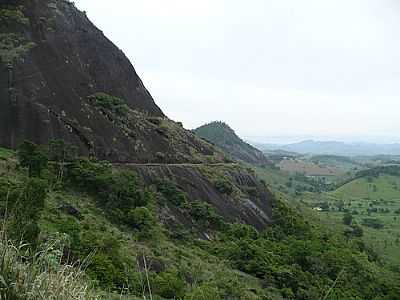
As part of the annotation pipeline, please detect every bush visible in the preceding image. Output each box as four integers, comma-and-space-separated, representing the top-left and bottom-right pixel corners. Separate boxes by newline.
214, 179, 233, 195
17, 141, 48, 177
362, 218, 384, 229
156, 181, 187, 206
126, 207, 155, 235
187, 200, 224, 229
65, 159, 151, 220
88, 93, 129, 116
2, 178, 47, 245
343, 213, 353, 226
152, 271, 185, 299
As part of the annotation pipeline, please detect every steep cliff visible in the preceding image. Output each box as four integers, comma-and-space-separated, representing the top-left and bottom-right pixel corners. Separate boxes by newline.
1, 0, 204, 162
0, 0, 273, 227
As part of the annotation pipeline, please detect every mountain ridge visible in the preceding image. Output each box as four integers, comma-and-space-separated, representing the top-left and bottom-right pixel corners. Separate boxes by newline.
194, 121, 270, 166
254, 139, 400, 156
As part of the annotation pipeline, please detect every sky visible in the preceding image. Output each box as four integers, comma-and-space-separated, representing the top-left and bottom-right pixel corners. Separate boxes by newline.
75, 0, 400, 144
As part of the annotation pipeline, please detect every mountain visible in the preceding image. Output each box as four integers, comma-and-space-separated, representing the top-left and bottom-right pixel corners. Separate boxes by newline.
0, 1, 272, 226
0, 2, 399, 299
194, 121, 269, 165
255, 140, 400, 156
0, 0, 224, 163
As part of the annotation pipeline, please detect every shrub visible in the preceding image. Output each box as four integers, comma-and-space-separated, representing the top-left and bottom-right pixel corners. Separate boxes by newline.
156, 181, 187, 206
152, 271, 185, 299
66, 159, 150, 211
342, 213, 353, 226
214, 179, 233, 195
362, 218, 384, 229
187, 200, 224, 229
126, 207, 155, 234
17, 141, 48, 177
88, 93, 129, 116
2, 178, 47, 245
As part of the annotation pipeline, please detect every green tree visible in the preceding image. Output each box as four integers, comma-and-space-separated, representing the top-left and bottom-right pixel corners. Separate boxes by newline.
343, 213, 353, 226
17, 141, 48, 177
8, 178, 47, 244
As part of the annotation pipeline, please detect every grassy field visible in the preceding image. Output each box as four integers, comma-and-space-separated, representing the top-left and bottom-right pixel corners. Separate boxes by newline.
278, 158, 341, 177
301, 175, 400, 267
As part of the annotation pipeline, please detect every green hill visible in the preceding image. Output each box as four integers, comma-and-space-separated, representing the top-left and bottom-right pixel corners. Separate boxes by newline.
301, 173, 400, 267
1, 145, 399, 299
194, 122, 269, 165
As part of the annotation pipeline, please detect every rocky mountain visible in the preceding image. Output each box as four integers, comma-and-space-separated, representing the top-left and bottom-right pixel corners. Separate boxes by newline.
1, 2, 399, 299
194, 121, 270, 166
0, 0, 224, 163
0, 0, 272, 229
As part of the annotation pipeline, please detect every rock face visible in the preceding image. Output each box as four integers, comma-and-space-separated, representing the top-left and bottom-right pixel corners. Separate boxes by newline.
194, 121, 270, 166
0, 0, 165, 159
0, 1, 273, 228
127, 164, 273, 230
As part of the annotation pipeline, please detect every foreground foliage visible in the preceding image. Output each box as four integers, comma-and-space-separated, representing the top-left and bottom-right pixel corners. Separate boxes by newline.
0, 233, 99, 300
0, 143, 399, 299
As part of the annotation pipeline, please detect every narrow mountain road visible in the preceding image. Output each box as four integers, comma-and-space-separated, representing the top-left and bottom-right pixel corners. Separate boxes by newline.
113, 162, 239, 167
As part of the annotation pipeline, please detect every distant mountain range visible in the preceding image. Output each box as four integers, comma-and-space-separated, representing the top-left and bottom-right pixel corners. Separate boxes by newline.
252, 140, 400, 156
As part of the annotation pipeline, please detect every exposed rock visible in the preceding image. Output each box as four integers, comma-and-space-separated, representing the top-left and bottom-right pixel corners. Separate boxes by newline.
128, 164, 273, 230
58, 203, 82, 219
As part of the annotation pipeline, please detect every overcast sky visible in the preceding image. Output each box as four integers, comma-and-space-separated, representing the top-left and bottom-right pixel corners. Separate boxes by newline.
75, 0, 400, 143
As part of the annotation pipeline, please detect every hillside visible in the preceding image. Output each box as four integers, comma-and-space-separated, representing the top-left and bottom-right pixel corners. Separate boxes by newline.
194, 121, 269, 166
301, 171, 400, 267
0, 0, 225, 163
1, 146, 399, 299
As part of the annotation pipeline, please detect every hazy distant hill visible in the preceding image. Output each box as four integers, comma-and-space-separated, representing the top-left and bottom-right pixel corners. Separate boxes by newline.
194, 121, 270, 165
255, 140, 400, 156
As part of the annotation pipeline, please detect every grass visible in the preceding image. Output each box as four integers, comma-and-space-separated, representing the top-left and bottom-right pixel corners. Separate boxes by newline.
0, 147, 13, 160
278, 158, 341, 177
0, 232, 99, 300
300, 175, 400, 266
333, 175, 400, 200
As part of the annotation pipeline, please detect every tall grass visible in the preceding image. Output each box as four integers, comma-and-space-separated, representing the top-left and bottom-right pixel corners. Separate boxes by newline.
0, 232, 100, 300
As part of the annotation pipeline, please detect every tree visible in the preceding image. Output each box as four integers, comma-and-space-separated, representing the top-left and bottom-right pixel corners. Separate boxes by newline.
342, 213, 353, 226
336, 200, 345, 212
17, 141, 48, 177
48, 139, 77, 184
351, 225, 363, 237
8, 178, 47, 244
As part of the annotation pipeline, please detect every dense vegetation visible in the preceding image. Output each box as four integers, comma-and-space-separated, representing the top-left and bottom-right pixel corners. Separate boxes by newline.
0, 4, 35, 63
0, 142, 399, 299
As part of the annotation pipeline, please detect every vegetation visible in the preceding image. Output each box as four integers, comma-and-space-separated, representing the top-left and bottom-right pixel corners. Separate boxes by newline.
0, 6, 35, 63
88, 93, 129, 116
300, 174, 400, 266
0, 142, 399, 299
0, 234, 99, 300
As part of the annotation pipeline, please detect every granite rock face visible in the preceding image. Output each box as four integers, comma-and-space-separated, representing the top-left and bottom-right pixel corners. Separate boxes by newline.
0, 0, 166, 160
0, 1, 273, 227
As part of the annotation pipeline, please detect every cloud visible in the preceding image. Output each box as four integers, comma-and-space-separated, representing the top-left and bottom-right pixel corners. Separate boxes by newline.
75, 0, 400, 141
